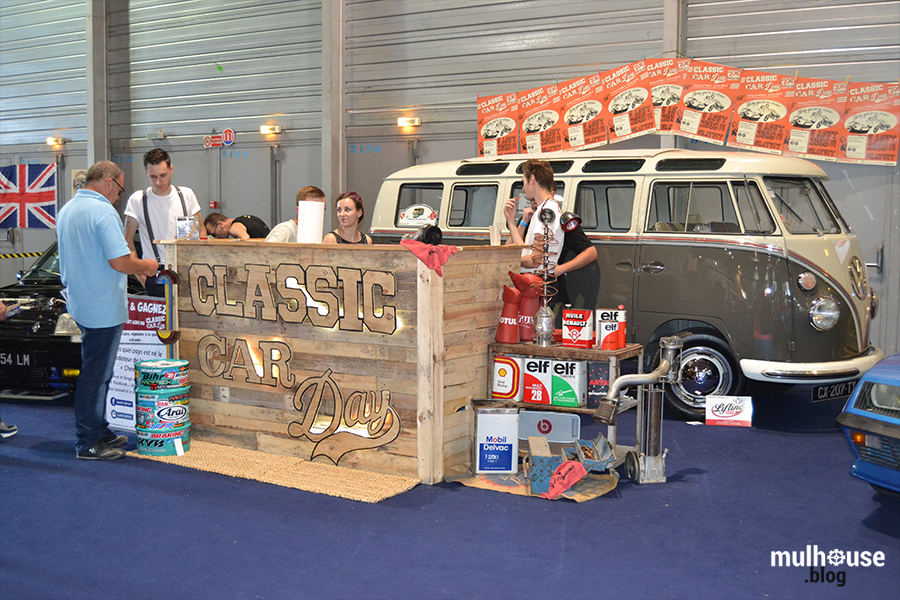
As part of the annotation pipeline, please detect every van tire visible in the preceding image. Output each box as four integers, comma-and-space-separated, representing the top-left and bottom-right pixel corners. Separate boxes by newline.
660, 329, 745, 420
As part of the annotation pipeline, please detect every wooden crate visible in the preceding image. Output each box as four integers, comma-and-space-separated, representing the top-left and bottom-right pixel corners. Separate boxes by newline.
160, 240, 522, 483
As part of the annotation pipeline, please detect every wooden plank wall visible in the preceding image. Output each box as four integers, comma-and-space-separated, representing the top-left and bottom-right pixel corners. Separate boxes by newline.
167, 240, 521, 482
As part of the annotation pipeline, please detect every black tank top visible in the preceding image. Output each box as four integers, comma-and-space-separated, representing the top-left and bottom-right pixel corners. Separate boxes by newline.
332, 231, 370, 245
233, 215, 270, 238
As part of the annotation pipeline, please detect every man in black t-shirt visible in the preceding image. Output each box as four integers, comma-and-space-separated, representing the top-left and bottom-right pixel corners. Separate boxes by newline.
204, 213, 271, 239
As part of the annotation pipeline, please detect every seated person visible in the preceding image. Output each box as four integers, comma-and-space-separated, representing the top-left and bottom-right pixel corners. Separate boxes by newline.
205, 212, 270, 239
266, 186, 327, 242
323, 192, 373, 245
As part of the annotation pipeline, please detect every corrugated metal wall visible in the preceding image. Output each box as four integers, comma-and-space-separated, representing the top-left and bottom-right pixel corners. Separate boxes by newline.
0, 0, 87, 147
107, 0, 323, 141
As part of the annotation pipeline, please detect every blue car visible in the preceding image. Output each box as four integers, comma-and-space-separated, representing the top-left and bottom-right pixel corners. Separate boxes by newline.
837, 353, 900, 496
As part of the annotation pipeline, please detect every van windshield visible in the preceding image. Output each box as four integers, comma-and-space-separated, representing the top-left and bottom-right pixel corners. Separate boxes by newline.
763, 177, 841, 234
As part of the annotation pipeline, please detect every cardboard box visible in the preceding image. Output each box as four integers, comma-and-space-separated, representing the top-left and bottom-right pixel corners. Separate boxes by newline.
475, 406, 519, 474
522, 358, 552, 405
526, 436, 563, 495
550, 360, 586, 408
587, 361, 611, 409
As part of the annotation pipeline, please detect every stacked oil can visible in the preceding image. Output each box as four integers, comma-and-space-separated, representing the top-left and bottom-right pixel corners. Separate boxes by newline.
134, 359, 191, 456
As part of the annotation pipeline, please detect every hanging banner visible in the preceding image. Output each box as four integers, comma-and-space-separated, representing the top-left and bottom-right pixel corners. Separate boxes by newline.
727, 70, 794, 154
671, 60, 742, 145
783, 77, 848, 161
0, 163, 57, 229
518, 84, 566, 154
642, 57, 689, 133
560, 73, 607, 150
478, 92, 520, 156
601, 59, 656, 144
838, 82, 900, 165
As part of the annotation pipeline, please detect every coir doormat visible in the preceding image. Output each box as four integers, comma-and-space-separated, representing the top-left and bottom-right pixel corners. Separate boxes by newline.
128, 440, 420, 503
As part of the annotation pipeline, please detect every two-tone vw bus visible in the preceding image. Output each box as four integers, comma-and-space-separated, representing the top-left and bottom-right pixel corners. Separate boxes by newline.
369, 149, 883, 419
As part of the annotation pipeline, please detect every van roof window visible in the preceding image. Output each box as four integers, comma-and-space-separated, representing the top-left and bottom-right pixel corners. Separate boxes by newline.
456, 163, 509, 176
582, 159, 645, 173
514, 160, 574, 174
656, 158, 727, 171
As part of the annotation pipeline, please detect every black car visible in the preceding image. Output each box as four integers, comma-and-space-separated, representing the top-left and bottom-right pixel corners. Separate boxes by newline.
0, 241, 144, 399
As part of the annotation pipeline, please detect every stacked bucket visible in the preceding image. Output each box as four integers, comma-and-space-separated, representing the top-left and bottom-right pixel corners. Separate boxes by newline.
134, 359, 191, 456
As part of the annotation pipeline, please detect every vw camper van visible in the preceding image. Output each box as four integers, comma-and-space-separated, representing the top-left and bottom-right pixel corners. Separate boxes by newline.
369, 149, 883, 419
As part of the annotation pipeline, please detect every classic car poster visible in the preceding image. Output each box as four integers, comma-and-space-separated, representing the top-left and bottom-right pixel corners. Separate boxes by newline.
478, 92, 519, 156
601, 59, 656, 144
641, 57, 688, 132
671, 60, 742, 145
518, 83, 566, 153
838, 81, 899, 165
560, 73, 607, 150
727, 69, 795, 154
782, 77, 848, 161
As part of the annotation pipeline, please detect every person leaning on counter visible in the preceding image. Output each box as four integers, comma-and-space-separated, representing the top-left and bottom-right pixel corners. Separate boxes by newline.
204, 212, 271, 239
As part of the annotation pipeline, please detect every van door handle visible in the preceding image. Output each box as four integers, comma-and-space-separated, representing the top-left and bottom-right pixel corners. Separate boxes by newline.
641, 262, 665, 274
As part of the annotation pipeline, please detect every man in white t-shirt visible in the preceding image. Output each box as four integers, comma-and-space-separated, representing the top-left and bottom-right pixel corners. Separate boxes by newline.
124, 149, 202, 296
265, 185, 327, 242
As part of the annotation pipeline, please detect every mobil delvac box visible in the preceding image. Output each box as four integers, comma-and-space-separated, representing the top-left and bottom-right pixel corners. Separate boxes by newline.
475, 405, 520, 474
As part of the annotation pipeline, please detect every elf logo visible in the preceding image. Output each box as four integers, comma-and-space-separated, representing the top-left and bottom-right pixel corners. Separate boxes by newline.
597, 310, 623, 321
553, 362, 577, 375
526, 360, 550, 373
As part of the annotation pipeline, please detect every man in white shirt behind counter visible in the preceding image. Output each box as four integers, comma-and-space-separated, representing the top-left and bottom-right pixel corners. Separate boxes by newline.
266, 185, 327, 242
124, 148, 201, 296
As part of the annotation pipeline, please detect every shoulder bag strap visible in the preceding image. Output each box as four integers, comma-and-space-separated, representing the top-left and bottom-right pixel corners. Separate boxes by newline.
141, 189, 162, 264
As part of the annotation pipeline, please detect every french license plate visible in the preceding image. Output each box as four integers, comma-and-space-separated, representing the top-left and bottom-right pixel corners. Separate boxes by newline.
811, 380, 857, 403
0, 352, 33, 368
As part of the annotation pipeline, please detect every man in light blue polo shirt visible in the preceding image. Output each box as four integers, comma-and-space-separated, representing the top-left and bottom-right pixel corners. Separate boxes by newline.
57, 161, 159, 460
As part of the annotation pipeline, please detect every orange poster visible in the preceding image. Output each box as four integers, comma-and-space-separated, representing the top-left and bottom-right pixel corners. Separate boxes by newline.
727, 70, 794, 154
601, 59, 656, 144
517, 84, 566, 154
672, 60, 742, 145
783, 77, 848, 161
838, 81, 900, 165
478, 92, 519, 156
641, 57, 689, 132
560, 73, 607, 150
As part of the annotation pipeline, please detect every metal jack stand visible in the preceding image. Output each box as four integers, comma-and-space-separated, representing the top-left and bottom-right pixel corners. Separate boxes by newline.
594, 336, 683, 484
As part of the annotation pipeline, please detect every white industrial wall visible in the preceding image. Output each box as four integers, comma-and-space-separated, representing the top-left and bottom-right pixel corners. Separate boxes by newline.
1, 0, 898, 352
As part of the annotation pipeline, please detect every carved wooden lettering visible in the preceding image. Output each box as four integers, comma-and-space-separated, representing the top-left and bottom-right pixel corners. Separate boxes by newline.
187, 261, 397, 334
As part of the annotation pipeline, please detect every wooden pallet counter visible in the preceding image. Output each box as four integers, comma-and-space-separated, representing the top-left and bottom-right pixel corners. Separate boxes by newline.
157, 239, 523, 484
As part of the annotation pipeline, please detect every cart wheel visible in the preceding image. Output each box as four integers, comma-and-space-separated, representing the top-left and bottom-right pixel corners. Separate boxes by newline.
625, 451, 640, 482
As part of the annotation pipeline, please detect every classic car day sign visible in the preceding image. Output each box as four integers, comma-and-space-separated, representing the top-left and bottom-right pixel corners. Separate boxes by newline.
477, 58, 899, 166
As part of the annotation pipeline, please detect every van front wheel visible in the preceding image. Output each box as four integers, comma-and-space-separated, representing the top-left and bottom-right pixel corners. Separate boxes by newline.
662, 331, 744, 420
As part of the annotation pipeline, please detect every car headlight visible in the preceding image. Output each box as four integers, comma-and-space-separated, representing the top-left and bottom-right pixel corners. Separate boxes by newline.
809, 296, 839, 331
54, 312, 81, 336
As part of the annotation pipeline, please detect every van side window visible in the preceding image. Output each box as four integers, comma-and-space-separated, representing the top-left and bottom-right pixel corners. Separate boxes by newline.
448, 184, 498, 227
509, 182, 565, 222
575, 181, 635, 232
763, 177, 841, 234
731, 180, 775, 234
648, 182, 740, 233
395, 183, 443, 227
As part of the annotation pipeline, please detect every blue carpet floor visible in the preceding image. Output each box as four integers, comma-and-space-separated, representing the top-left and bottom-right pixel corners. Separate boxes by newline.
1, 390, 897, 600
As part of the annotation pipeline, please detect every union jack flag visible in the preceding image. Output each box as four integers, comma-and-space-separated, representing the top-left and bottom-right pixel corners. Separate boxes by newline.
0, 163, 57, 229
